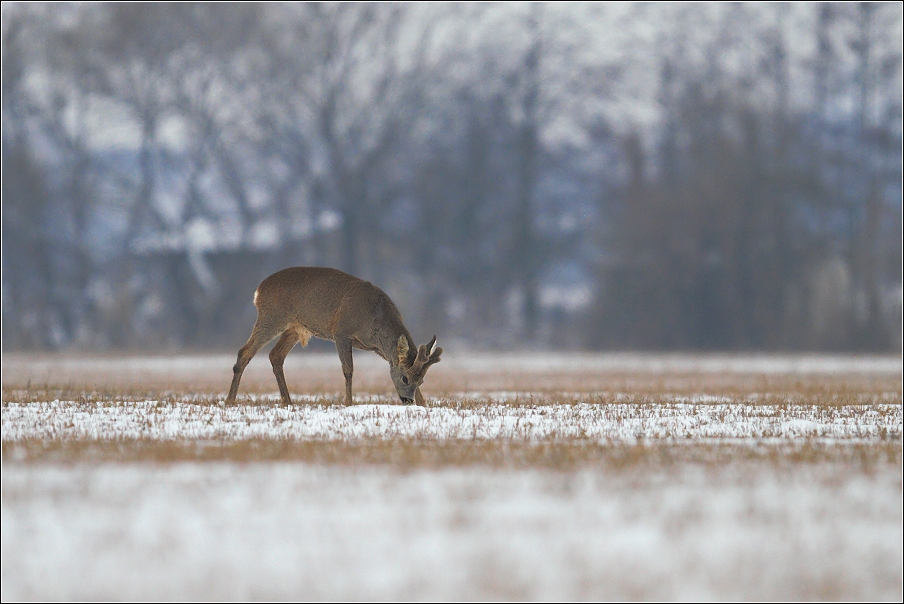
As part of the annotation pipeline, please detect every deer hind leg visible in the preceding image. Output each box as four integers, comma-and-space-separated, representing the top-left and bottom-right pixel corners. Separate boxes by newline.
225, 319, 284, 405
335, 336, 354, 406
269, 329, 301, 406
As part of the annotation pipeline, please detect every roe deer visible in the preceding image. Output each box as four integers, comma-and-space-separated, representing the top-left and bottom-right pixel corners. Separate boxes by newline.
225, 267, 442, 406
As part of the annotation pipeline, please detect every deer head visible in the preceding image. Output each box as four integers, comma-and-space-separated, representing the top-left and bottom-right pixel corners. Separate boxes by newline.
390, 335, 442, 403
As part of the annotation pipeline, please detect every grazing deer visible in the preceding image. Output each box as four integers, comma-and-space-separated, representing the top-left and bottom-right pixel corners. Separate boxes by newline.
225, 267, 442, 406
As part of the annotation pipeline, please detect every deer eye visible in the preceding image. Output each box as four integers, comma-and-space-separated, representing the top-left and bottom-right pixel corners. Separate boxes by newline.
401, 376, 409, 385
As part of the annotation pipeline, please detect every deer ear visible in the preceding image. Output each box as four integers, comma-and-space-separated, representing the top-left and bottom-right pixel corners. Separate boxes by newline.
397, 335, 410, 366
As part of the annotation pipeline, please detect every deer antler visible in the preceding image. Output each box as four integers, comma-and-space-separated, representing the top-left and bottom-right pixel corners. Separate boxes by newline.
412, 336, 442, 375
416, 336, 437, 362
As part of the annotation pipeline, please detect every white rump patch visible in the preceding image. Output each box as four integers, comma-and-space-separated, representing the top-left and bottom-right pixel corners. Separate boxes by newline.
291, 323, 313, 347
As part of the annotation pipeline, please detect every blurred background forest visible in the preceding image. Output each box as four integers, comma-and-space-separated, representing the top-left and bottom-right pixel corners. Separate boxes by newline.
2, 3, 902, 352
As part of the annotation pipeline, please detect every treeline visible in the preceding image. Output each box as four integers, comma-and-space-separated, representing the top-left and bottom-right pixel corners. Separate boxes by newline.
2, 3, 901, 351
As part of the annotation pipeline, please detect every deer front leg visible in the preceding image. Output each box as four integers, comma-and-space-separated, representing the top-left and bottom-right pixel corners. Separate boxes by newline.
269, 329, 300, 406
226, 326, 275, 404
414, 387, 425, 406
335, 336, 354, 405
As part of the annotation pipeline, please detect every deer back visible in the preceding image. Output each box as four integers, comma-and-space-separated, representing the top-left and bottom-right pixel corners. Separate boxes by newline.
254, 267, 409, 352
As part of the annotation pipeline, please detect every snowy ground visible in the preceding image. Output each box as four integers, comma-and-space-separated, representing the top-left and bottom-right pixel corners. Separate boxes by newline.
3, 461, 901, 600
2, 353, 901, 600
2, 399, 900, 442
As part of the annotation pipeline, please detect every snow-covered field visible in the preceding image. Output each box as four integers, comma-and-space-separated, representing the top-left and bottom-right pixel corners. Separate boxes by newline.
1, 461, 899, 601
2, 353, 901, 600
2, 399, 900, 442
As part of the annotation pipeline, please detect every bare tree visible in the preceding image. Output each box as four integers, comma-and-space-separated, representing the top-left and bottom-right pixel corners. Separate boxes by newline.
255, 4, 427, 281
2, 3, 900, 352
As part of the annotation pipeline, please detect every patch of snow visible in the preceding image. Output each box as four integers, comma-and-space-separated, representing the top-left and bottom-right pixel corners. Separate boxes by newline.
343, 404, 428, 416
2, 400, 899, 442
2, 463, 900, 600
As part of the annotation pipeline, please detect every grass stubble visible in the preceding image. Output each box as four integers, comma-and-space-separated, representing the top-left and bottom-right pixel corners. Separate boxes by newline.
4, 437, 901, 472
2, 352, 901, 468
2, 353, 901, 601
3, 351, 902, 401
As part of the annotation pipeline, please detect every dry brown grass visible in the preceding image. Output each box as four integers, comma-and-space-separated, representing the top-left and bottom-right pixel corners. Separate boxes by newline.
2, 389, 900, 410
3, 355, 900, 602
4, 353, 900, 468
5, 438, 901, 469
2, 352, 901, 403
